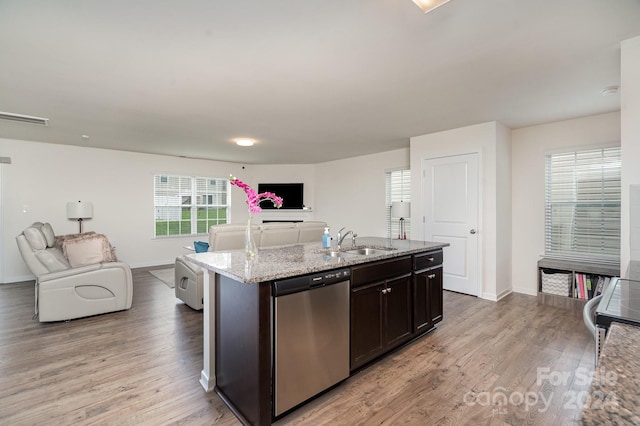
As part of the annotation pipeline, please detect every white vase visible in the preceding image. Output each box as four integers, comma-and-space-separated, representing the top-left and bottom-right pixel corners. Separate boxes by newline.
245, 215, 257, 259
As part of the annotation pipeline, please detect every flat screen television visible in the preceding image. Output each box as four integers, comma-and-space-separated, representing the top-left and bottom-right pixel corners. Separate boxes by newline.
257, 183, 304, 209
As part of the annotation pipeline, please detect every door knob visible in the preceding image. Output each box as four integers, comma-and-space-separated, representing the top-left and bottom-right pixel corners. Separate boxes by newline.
470, 229, 477, 234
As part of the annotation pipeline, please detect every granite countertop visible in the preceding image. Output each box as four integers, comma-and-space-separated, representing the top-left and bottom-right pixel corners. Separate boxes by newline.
186, 237, 447, 284
580, 322, 640, 425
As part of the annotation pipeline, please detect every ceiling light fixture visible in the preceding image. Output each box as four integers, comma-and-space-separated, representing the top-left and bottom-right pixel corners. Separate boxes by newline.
235, 138, 255, 147
412, 0, 451, 13
0, 111, 49, 126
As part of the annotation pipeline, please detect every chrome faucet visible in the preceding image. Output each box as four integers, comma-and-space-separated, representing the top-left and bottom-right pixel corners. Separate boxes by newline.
337, 227, 355, 250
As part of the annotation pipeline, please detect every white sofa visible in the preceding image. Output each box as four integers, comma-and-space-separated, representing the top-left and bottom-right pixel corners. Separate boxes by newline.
175, 221, 328, 310
16, 222, 133, 322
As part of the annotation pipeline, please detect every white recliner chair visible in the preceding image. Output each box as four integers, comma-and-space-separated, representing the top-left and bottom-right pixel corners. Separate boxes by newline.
16, 222, 133, 322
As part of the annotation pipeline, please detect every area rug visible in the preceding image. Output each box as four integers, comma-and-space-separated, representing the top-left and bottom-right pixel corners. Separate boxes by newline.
149, 268, 175, 288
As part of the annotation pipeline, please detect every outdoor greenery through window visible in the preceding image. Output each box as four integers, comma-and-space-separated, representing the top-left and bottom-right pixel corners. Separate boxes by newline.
386, 169, 411, 240
544, 147, 621, 262
154, 175, 229, 237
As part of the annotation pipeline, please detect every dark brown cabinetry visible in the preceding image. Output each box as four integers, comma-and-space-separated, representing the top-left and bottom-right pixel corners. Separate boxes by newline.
414, 267, 443, 333
414, 250, 444, 333
350, 281, 384, 367
350, 250, 443, 371
350, 256, 413, 370
385, 275, 413, 347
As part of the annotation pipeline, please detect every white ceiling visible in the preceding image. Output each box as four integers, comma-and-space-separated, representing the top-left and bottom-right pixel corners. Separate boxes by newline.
1, 0, 639, 164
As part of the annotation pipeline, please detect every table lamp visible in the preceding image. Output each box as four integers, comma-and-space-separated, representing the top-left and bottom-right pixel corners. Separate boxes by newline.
67, 201, 93, 233
391, 201, 411, 240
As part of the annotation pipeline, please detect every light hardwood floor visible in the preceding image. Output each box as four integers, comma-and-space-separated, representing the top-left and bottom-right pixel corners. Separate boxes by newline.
0, 269, 594, 425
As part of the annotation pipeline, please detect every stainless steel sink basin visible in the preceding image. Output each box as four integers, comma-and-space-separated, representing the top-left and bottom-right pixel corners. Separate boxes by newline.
313, 245, 396, 258
325, 250, 344, 258
342, 246, 396, 256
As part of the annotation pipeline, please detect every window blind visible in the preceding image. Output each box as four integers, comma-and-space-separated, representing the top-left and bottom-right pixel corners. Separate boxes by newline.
385, 169, 411, 239
544, 147, 621, 262
154, 174, 229, 237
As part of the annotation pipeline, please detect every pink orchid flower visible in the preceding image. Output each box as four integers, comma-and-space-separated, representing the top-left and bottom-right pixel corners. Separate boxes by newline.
229, 176, 284, 214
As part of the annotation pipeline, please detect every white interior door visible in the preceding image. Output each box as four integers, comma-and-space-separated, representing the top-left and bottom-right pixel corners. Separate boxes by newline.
423, 153, 479, 296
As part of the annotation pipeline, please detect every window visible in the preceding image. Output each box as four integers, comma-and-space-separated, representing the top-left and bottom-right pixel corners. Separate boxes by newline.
154, 175, 229, 237
545, 147, 621, 262
386, 169, 411, 239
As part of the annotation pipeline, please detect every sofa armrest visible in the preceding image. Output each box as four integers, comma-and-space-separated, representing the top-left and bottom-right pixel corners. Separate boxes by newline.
38, 262, 131, 283
36, 261, 134, 321
175, 256, 204, 310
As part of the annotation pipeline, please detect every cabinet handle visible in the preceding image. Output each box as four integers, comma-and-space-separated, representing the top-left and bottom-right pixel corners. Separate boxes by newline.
381, 288, 388, 294
428, 274, 436, 279
387, 287, 392, 294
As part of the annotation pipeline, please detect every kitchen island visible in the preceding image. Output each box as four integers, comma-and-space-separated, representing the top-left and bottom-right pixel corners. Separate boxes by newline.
187, 237, 448, 425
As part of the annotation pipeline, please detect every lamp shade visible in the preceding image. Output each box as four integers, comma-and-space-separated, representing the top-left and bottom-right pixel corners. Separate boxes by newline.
391, 201, 411, 218
67, 201, 93, 219
411, 0, 451, 13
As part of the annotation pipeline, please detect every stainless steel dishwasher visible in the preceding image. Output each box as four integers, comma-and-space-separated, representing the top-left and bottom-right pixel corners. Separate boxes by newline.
273, 268, 350, 417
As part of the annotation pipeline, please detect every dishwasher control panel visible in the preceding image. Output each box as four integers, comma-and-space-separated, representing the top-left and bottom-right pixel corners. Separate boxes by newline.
311, 269, 351, 284
274, 268, 351, 296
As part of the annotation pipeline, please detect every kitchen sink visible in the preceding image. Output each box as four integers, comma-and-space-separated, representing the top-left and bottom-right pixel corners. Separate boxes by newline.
325, 250, 345, 257
342, 246, 397, 256
343, 248, 385, 256
314, 245, 397, 258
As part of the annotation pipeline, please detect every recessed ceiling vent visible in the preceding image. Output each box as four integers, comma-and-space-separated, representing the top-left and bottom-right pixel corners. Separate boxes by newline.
0, 111, 49, 126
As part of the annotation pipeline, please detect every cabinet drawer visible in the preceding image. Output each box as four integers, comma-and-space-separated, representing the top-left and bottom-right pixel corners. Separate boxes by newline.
351, 256, 412, 287
414, 250, 443, 271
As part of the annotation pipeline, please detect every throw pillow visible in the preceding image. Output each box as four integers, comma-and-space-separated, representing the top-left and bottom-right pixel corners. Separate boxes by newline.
62, 233, 117, 267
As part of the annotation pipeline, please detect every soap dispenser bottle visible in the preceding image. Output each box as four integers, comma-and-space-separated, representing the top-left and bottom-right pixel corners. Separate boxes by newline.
322, 227, 332, 249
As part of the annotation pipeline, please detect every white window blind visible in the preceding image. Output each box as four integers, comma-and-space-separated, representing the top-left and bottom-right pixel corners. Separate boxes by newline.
544, 147, 621, 262
386, 169, 411, 239
154, 175, 229, 237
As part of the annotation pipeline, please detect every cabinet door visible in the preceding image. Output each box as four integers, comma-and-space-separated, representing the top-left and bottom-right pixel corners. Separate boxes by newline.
351, 281, 385, 370
384, 274, 413, 349
414, 270, 431, 333
414, 267, 444, 334
428, 268, 443, 325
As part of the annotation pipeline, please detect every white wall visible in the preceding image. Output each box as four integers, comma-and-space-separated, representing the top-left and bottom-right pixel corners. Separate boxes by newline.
496, 124, 512, 299
226, 163, 317, 224
510, 112, 621, 295
0, 138, 315, 282
621, 36, 640, 272
314, 149, 410, 238
1, 137, 404, 283
409, 121, 511, 301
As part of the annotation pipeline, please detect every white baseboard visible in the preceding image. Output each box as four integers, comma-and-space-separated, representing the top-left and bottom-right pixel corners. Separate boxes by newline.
128, 259, 177, 269
480, 288, 513, 301
480, 292, 498, 301
200, 370, 215, 392
495, 288, 513, 301
512, 286, 537, 296
2, 274, 35, 284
